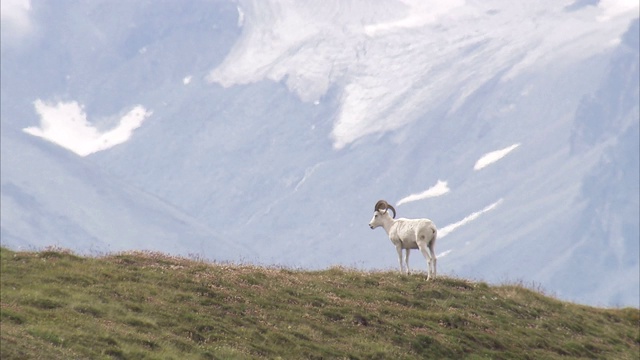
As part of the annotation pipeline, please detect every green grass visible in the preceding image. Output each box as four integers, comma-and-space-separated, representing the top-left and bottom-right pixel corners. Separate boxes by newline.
1, 247, 638, 359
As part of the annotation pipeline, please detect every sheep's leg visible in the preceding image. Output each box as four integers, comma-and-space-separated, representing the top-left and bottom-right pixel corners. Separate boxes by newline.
396, 245, 404, 274
418, 243, 433, 280
405, 249, 411, 275
428, 241, 437, 279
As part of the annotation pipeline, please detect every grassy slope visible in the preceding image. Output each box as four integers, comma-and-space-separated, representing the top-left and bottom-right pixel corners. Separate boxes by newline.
0, 247, 638, 360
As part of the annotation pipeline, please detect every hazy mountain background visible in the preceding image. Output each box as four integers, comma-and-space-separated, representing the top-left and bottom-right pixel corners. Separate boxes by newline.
1, 0, 638, 307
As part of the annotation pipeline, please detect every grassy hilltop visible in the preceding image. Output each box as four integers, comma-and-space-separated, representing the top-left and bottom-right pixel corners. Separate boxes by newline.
1, 247, 638, 359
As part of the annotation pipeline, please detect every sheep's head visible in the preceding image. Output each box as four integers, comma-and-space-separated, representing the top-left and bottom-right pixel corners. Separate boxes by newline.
369, 200, 396, 229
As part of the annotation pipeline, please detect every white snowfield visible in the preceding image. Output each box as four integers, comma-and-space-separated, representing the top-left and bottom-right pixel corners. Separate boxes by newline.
397, 180, 450, 206
23, 100, 151, 157
439, 199, 503, 239
474, 144, 520, 171
207, 0, 638, 149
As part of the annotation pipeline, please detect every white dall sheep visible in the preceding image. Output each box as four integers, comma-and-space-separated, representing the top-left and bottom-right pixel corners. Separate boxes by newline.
369, 200, 438, 280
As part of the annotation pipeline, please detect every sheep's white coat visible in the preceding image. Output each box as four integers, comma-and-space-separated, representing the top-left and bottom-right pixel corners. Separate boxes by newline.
369, 210, 438, 280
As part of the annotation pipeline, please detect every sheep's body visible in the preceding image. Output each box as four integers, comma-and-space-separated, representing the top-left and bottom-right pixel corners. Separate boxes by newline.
369, 201, 437, 280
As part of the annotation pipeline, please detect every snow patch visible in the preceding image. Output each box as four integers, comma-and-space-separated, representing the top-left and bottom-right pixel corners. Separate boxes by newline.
438, 199, 503, 238
474, 144, 520, 170
207, 1, 635, 150
23, 100, 151, 156
294, 163, 324, 191
237, 6, 245, 27
597, 0, 639, 21
364, 0, 465, 36
437, 249, 452, 258
397, 180, 450, 206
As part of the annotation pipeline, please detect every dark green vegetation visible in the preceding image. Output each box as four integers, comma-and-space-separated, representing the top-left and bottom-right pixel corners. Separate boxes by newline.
1, 247, 638, 359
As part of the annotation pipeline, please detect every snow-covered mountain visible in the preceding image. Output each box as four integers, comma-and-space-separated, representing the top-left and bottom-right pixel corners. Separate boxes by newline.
1, 0, 638, 307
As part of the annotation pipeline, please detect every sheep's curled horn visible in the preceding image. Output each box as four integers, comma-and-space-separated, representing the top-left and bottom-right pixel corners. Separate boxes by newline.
374, 200, 396, 219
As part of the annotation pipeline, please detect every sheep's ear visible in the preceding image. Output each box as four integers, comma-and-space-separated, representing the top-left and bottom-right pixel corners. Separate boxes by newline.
374, 200, 388, 212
